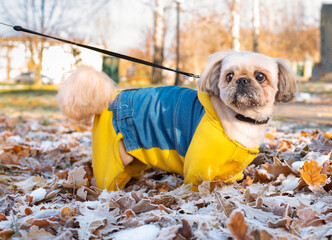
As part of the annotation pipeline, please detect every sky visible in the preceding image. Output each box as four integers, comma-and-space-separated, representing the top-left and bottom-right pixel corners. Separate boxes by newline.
1, 0, 332, 53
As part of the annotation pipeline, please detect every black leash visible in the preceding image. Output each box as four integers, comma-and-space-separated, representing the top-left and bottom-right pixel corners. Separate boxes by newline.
0, 22, 200, 79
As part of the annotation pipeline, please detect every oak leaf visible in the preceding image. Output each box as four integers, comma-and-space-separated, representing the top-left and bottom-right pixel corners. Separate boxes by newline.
62, 166, 88, 189
227, 210, 249, 240
297, 208, 324, 227
299, 160, 327, 190
20, 225, 54, 240
0, 152, 20, 165
262, 157, 297, 179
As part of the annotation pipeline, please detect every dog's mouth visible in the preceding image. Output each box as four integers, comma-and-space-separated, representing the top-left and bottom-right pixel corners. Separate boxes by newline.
231, 87, 261, 110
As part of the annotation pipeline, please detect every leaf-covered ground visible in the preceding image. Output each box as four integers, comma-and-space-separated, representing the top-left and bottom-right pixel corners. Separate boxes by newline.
0, 114, 331, 240
0, 84, 331, 240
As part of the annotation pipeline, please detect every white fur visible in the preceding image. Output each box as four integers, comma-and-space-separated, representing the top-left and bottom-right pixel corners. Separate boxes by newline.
211, 95, 268, 148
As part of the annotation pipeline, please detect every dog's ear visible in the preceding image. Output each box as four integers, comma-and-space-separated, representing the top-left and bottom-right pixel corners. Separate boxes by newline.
275, 58, 297, 103
197, 51, 231, 96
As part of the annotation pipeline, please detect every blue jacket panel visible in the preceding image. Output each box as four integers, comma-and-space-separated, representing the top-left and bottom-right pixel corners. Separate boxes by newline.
108, 86, 205, 157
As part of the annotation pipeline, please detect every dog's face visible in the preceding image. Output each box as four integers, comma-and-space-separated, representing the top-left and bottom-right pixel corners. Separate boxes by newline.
198, 51, 297, 120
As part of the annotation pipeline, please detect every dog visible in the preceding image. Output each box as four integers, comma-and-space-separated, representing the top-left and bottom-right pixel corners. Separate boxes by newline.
57, 51, 297, 191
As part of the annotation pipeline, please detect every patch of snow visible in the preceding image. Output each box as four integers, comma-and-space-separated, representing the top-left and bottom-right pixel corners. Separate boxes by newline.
30, 188, 47, 203
111, 224, 160, 240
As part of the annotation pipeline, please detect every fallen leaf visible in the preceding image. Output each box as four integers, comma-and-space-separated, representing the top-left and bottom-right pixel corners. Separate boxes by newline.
299, 160, 327, 190
0, 229, 13, 239
0, 213, 7, 221
20, 225, 54, 240
131, 198, 157, 214
178, 219, 193, 239
297, 208, 324, 227
198, 181, 210, 197
0, 152, 20, 165
60, 206, 74, 221
262, 157, 297, 179
156, 225, 181, 240
12, 176, 47, 193
227, 210, 249, 240
268, 217, 292, 229
62, 166, 88, 189
76, 187, 87, 200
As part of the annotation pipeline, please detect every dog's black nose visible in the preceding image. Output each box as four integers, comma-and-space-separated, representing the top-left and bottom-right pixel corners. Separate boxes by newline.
236, 78, 251, 86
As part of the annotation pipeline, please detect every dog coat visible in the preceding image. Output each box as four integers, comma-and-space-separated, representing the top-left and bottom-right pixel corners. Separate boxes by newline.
92, 86, 259, 191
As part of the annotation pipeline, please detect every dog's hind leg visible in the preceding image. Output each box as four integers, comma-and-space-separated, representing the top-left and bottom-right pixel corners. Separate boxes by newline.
119, 140, 134, 166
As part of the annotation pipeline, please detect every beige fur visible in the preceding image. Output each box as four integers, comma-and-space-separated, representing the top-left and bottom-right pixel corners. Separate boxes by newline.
57, 66, 117, 121
197, 51, 297, 148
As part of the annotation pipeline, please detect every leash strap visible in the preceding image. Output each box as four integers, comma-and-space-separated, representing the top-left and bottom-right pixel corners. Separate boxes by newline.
4, 23, 199, 78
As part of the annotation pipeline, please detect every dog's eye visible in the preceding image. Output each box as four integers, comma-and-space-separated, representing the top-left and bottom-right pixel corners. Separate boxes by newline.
255, 72, 266, 83
226, 72, 234, 83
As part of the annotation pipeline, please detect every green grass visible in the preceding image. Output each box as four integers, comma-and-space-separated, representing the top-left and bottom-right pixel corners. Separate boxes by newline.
0, 88, 59, 114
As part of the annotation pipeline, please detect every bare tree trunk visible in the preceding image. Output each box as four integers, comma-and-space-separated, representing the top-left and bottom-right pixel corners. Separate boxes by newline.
252, 0, 260, 52
152, 0, 165, 84
231, 0, 241, 51
5, 46, 14, 81
34, 0, 46, 85
174, 1, 181, 86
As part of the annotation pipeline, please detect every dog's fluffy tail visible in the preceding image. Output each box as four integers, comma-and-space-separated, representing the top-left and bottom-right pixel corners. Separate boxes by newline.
57, 66, 117, 121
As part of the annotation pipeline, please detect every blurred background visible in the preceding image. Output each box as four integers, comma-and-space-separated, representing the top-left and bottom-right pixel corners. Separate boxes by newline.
0, 0, 332, 122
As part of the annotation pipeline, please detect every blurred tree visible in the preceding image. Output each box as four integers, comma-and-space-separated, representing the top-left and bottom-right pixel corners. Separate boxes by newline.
0, 0, 108, 85
252, 0, 260, 52
152, 0, 166, 84
231, 0, 241, 51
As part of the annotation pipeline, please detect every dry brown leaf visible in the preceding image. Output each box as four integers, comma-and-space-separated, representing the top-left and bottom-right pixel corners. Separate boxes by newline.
268, 217, 292, 229
178, 219, 193, 239
76, 187, 87, 200
158, 204, 172, 214
0, 229, 13, 239
24, 207, 33, 216
198, 181, 211, 197
60, 206, 74, 221
13, 176, 47, 193
20, 225, 54, 240
124, 209, 136, 219
216, 193, 236, 217
297, 208, 324, 227
227, 210, 249, 240
0, 213, 7, 221
156, 225, 182, 240
254, 169, 272, 183
131, 198, 157, 214
262, 157, 297, 179
321, 161, 332, 175
62, 166, 88, 189
323, 176, 332, 192
265, 132, 276, 139
309, 133, 332, 152
299, 160, 327, 190
0, 152, 20, 165
249, 229, 274, 240
278, 139, 293, 151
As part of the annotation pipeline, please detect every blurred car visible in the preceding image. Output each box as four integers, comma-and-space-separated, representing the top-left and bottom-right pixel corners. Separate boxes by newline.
14, 71, 54, 84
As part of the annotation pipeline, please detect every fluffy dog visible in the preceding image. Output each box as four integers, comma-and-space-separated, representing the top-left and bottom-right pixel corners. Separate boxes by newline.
57, 51, 297, 191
